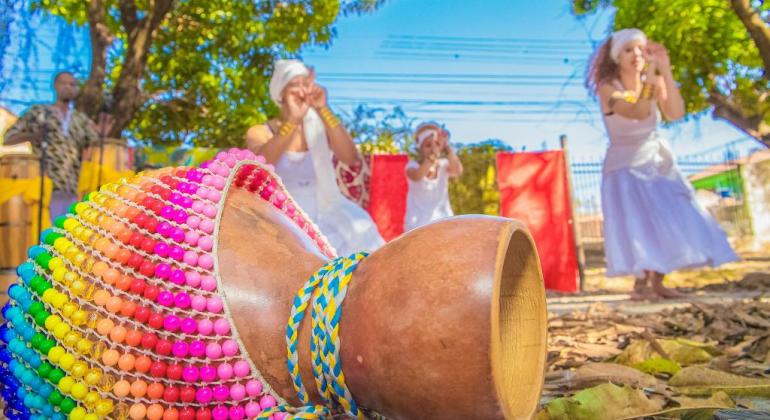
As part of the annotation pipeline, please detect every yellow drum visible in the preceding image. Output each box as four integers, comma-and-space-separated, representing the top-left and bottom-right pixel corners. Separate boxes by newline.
0, 153, 39, 269
79, 137, 135, 196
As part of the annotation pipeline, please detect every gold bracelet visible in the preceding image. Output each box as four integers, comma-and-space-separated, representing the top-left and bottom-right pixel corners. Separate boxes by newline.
319, 106, 341, 129
279, 121, 297, 137
640, 83, 655, 100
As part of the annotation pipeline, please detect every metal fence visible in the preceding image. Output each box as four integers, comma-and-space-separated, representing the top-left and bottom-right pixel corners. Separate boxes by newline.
568, 137, 758, 268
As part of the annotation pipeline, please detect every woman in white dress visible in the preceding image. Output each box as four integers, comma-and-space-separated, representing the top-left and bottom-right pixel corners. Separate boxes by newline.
404, 122, 463, 231
245, 59, 384, 256
586, 29, 738, 300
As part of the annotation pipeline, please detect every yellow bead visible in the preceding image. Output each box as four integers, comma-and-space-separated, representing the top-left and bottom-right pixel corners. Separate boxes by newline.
77, 338, 93, 355
59, 353, 76, 370
69, 406, 87, 420
71, 361, 88, 378
73, 253, 87, 268
63, 271, 78, 286
84, 414, 98, 420
71, 310, 88, 326
75, 202, 88, 215
83, 390, 100, 408
72, 225, 84, 238
52, 292, 68, 309
71, 382, 88, 399
48, 346, 66, 363
79, 228, 94, 241
95, 399, 114, 416
84, 368, 102, 386
58, 376, 75, 393
63, 218, 78, 231
45, 315, 63, 331
64, 331, 81, 348
49, 257, 64, 271
51, 267, 66, 284
64, 245, 80, 261
71, 279, 87, 296
62, 302, 78, 318
42, 288, 57, 304
53, 322, 71, 339
54, 236, 68, 251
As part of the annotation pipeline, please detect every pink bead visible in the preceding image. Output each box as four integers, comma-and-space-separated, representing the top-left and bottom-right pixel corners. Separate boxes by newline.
216, 363, 233, 381
229, 406, 245, 420
211, 406, 228, 420
223, 157, 237, 168
180, 318, 197, 334
155, 263, 171, 279
197, 319, 214, 336
182, 366, 199, 382
201, 276, 217, 291
168, 246, 184, 261
183, 251, 199, 266
199, 219, 215, 234
215, 151, 228, 161
213, 319, 230, 335
187, 216, 201, 229
196, 386, 213, 404
245, 380, 263, 397
170, 269, 186, 285
189, 340, 206, 357
186, 271, 202, 287
157, 291, 174, 306
221, 340, 239, 357
154, 242, 169, 258
185, 231, 200, 246
191, 295, 207, 311
207, 190, 221, 203
206, 342, 222, 359
192, 200, 205, 214
215, 167, 230, 178
206, 297, 223, 313
163, 315, 181, 332
172, 341, 188, 358
255, 155, 266, 164
212, 384, 229, 402
202, 175, 213, 186
245, 402, 261, 418
212, 176, 226, 191
259, 395, 276, 410
203, 204, 218, 218
286, 204, 296, 217
200, 365, 217, 382
198, 236, 214, 252
272, 413, 288, 420
197, 188, 209, 200
273, 191, 286, 204
174, 292, 191, 309
198, 254, 214, 270
233, 360, 250, 377
229, 383, 245, 401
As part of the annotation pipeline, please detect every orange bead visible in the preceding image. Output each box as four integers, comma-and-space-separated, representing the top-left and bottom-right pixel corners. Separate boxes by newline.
94, 237, 111, 253
100, 216, 115, 230
119, 186, 135, 199
102, 349, 120, 366
106, 296, 123, 313
125, 329, 143, 347
133, 192, 147, 204
146, 382, 164, 399
147, 404, 164, 420
130, 379, 148, 398
162, 408, 179, 420
134, 355, 152, 373
104, 243, 121, 260
125, 206, 141, 220
116, 275, 133, 291
110, 325, 127, 343
118, 229, 133, 244
118, 353, 135, 371
93, 289, 111, 306
120, 300, 138, 317
116, 205, 130, 218
103, 268, 121, 285
129, 403, 147, 420
116, 248, 132, 264
96, 318, 115, 335
92, 261, 109, 277
113, 379, 131, 397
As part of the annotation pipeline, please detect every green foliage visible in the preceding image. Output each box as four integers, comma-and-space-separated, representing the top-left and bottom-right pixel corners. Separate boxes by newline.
31, 0, 384, 146
343, 104, 416, 154
448, 140, 512, 216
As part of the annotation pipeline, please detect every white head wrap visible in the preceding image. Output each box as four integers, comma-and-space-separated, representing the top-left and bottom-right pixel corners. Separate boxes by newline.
414, 121, 442, 148
610, 29, 646, 63
269, 59, 311, 104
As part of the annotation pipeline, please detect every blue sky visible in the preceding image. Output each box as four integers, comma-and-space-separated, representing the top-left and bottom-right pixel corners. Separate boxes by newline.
1, 0, 761, 161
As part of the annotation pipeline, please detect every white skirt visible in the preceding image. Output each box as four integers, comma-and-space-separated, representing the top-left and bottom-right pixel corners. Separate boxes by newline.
601, 166, 738, 277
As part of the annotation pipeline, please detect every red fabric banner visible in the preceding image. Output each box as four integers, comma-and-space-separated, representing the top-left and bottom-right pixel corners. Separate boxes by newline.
497, 151, 578, 292
367, 154, 409, 241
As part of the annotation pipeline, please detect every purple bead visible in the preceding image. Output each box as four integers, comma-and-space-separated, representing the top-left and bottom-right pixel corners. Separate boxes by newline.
196, 386, 213, 404
174, 210, 189, 225
182, 365, 199, 382
199, 365, 217, 382
170, 193, 184, 205
174, 292, 191, 309
182, 196, 194, 208
157, 291, 174, 306
160, 205, 176, 220
170, 269, 186, 286
211, 405, 228, 420
153, 242, 169, 258
171, 228, 186, 243
168, 245, 185, 261
155, 263, 171, 279
229, 406, 245, 420
186, 170, 200, 181
200, 161, 211, 170
212, 384, 229, 402
157, 222, 172, 237
172, 341, 188, 358
189, 340, 206, 357
180, 317, 197, 334
163, 315, 180, 332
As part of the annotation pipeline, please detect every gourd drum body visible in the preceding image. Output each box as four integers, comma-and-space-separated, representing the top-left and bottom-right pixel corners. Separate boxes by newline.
0, 148, 547, 420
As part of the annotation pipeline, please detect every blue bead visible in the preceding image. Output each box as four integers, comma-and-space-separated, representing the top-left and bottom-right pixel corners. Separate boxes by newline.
15, 387, 26, 400
20, 370, 35, 386
51, 412, 66, 420
27, 353, 41, 369
27, 246, 44, 260
23, 393, 34, 408
2, 388, 15, 401
8, 359, 19, 372
16, 263, 35, 280
38, 383, 53, 398
2, 329, 14, 344
19, 300, 32, 313
39, 228, 54, 243
41, 404, 55, 416
20, 327, 35, 342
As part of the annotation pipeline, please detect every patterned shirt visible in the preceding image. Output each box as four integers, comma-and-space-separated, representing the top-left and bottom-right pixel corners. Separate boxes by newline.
5, 105, 97, 194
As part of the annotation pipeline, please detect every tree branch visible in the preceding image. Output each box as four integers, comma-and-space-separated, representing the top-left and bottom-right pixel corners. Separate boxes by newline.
76, 0, 113, 117
709, 88, 770, 146
731, 0, 770, 77
119, 0, 139, 32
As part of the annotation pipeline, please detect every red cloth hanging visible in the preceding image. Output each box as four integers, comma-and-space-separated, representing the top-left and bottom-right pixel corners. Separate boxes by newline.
497, 151, 578, 292
367, 154, 409, 241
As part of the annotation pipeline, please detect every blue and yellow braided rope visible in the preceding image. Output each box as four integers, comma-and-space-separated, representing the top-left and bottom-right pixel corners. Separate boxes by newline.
258, 252, 369, 420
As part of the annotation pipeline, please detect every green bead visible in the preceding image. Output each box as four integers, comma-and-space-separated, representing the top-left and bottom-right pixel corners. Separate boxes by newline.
48, 368, 65, 385
35, 252, 52, 270
28, 301, 45, 316
39, 338, 56, 354
34, 310, 49, 327
48, 389, 64, 405
38, 280, 53, 293
44, 232, 63, 246
59, 397, 76, 414
54, 216, 67, 229
30, 333, 45, 349
68, 203, 78, 215
38, 361, 53, 378
83, 192, 91, 202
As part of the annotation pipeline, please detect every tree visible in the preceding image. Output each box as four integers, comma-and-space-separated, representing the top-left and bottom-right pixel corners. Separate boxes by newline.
31, 0, 384, 146
573, 0, 770, 146
343, 104, 416, 154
